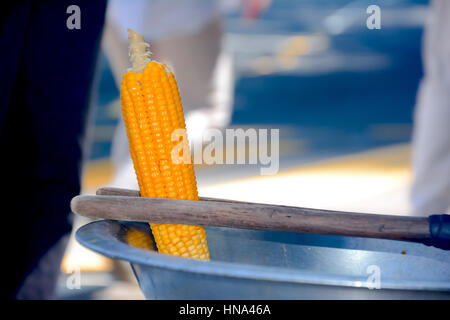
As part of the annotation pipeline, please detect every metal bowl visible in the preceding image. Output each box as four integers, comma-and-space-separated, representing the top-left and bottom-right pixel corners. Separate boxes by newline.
76, 219, 450, 299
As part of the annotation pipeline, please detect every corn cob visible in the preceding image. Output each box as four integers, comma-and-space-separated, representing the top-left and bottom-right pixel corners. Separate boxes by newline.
126, 229, 155, 251
120, 29, 209, 260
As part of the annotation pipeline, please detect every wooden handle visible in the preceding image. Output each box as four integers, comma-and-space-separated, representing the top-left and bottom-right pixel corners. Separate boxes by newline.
71, 187, 431, 243
96, 187, 248, 204
96, 187, 140, 197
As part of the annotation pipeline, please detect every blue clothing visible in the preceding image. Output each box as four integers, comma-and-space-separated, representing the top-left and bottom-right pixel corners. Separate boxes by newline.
0, 0, 106, 299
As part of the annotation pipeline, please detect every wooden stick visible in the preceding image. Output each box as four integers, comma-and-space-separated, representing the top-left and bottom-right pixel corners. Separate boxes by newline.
71, 187, 431, 243
96, 187, 247, 203
96, 187, 140, 197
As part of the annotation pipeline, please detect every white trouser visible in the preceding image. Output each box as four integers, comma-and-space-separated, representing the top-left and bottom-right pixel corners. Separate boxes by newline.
411, 0, 450, 216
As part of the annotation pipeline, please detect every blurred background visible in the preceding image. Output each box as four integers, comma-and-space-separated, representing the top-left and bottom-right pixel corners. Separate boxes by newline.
57, 0, 436, 299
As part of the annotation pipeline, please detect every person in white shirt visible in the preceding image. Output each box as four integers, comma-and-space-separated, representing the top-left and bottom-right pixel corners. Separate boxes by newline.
411, 0, 450, 216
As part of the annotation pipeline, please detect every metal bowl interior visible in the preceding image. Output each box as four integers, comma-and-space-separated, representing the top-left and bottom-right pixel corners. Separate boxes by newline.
76, 219, 450, 299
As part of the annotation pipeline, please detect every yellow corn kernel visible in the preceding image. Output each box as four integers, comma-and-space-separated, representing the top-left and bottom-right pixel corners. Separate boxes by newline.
126, 229, 155, 251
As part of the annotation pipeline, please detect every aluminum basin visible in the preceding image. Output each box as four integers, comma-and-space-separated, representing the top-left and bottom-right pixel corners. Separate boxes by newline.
76, 220, 450, 299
